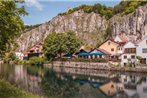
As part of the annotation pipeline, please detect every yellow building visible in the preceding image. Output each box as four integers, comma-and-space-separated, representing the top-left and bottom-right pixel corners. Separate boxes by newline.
99, 39, 120, 55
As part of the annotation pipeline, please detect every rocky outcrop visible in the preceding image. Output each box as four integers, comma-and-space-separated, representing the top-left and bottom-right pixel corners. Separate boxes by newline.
110, 4, 147, 42
17, 4, 147, 51
17, 10, 108, 51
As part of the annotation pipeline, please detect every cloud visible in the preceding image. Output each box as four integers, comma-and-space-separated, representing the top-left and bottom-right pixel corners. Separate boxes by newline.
25, 0, 43, 11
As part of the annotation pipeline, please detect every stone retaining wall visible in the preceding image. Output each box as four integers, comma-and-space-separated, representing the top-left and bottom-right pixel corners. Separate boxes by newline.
45, 61, 109, 69
44, 61, 147, 73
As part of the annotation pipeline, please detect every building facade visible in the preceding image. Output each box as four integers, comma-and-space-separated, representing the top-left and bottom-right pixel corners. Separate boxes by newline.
137, 36, 147, 64
99, 39, 120, 55
121, 41, 137, 67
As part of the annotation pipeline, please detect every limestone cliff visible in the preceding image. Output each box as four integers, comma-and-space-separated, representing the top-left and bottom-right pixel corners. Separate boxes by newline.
17, 10, 108, 51
17, 4, 147, 51
110, 4, 147, 42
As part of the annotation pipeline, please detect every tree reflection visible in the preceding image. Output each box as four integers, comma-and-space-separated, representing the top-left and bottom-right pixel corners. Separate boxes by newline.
41, 70, 79, 98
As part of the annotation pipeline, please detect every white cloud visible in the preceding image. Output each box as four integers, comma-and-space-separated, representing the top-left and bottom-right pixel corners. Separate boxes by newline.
25, 0, 43, 11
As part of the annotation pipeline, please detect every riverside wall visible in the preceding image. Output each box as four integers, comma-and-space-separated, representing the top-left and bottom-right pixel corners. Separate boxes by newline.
44, 61, 147, 73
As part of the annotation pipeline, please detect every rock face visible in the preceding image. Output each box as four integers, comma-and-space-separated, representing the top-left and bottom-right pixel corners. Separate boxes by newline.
17, 4, 147, 51
17, 10, 108, 51
110, 4, 147, 42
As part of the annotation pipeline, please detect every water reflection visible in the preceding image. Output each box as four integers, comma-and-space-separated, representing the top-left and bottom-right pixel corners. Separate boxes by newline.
0, 64, 147, 98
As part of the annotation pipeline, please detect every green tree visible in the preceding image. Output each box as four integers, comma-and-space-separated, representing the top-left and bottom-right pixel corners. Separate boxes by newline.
0, 0, 27, 56
43, 32, 82, 60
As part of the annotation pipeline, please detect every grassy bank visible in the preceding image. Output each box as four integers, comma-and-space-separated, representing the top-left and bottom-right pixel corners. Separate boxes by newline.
0, 80, 40, 98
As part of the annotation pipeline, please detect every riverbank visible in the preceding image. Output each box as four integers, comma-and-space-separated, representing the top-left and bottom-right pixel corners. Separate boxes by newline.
44, 61, 147, 73
0, 80, 39, 98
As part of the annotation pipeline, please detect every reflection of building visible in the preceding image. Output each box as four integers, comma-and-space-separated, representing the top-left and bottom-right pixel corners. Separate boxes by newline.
99, 81, 122, 97
120, 74, 147, 98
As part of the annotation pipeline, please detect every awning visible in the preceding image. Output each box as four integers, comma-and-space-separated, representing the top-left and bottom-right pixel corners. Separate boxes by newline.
90, 52, 105, 55
78, 52, 90, 56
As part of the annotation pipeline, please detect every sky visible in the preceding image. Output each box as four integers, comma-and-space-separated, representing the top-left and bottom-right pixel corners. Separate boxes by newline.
21, 0, 121, 25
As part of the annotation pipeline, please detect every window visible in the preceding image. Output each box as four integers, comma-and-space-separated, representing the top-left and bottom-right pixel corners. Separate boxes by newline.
140, 58, 146, 64
118, 47, 122, 50
108, 42, 110, 45
124, 48, 136, 53
124, 55, 127, 59
131, 55, 135, 59
142, 48, 147, 53
111, 48, 114, 52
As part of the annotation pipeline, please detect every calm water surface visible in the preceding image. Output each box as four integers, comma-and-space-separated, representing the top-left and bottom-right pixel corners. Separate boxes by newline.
0, 64, 147, 98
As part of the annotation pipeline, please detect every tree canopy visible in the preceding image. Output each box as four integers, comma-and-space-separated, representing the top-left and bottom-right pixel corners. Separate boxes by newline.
43, 32, 82, 60
0, 0, 27, 56
113, 0, 147, 15
59, 1, 147, 19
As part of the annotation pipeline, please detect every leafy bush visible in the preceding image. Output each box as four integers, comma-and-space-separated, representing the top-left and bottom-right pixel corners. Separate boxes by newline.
0, 80, 39, 98
29, 57, 44, 66
3, 57, 11, 63
3, 52, 16, 63
13, 58, 25, 65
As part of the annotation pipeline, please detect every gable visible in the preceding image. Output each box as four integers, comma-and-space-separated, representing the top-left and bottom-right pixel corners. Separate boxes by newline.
90, 49, 99, 53
123, 42, 136, 48
114, 36, 122, 42
99, 39, 119, 48
138, 36, 147, 46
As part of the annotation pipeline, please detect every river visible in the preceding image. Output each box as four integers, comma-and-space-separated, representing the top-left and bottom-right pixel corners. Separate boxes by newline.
0, 64, 147, 98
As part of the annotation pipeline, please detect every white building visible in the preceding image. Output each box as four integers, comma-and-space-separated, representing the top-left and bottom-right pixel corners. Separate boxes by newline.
15, 52, 24, 60
137, 36, 147, 64
121, 41, 137, 67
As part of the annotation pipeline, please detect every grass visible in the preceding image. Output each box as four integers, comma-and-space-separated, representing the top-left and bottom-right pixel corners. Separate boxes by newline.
0, 80, 40, 98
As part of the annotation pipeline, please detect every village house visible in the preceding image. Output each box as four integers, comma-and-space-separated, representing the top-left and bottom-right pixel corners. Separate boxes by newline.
137, 36, 147, 64
121, 41, 137, 67
75, 47, 90, 59
88, 48, 110, 59
99, 39, 119, 55
15, 51, 24, 60
15, 43, 43, 60
114, 35, 128, 54
98, 39, 121, 61
76, 47, 110, 60
27, 43, 43, 59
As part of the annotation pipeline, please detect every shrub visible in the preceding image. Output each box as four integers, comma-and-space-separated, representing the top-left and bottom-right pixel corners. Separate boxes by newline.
0, 80, 39, 98
29, 57, 44, 66
3, 57, 11, 63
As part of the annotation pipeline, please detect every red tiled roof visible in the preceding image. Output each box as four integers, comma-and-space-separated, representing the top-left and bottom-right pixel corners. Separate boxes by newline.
118, 42, 126, 46
29, 47, 36, 51
119, 36, 128, 42
23, 52, 28, 55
